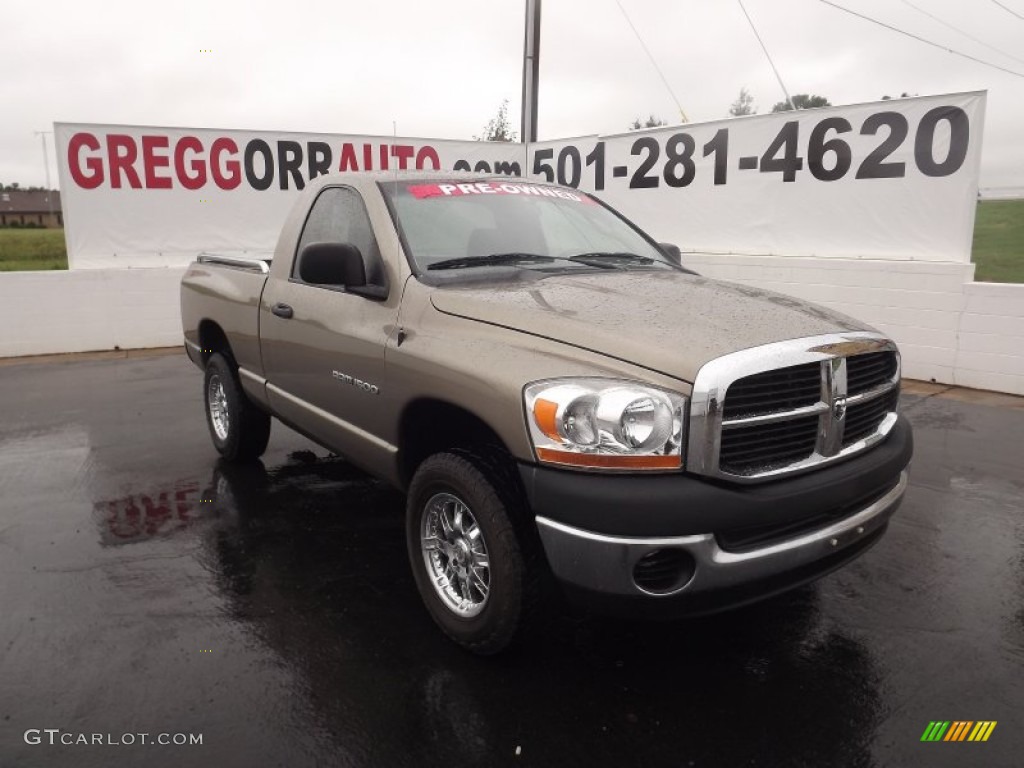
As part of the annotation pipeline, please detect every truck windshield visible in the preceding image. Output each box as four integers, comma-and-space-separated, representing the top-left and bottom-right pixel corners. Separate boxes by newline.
380, 180, 675, 274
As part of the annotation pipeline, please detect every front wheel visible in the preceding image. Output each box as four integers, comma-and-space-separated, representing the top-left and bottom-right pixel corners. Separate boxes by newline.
203, 353, 271, 461
406, 452, 535, 655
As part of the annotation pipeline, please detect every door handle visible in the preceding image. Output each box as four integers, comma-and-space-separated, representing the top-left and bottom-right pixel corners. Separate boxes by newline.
271, 303, 294, 319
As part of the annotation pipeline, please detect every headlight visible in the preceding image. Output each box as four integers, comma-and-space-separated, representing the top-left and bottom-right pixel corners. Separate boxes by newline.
524, 378, 687, 471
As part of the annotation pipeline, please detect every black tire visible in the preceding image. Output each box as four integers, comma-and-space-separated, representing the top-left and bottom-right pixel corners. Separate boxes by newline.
203, 353, 271, 461
406, 451, 538, 655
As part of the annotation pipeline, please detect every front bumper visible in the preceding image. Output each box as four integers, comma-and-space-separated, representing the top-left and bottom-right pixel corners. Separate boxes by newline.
536, 472, 905, 616
520, 415, 912, 616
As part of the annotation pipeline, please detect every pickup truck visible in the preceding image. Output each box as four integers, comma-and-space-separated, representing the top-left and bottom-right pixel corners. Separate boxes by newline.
181, 171, 913, 654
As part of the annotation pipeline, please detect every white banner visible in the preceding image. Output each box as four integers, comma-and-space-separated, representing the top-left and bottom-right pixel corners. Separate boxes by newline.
55, 91, 984, 269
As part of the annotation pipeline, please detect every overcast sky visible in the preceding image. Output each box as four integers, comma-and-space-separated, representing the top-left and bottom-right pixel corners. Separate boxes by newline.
3, 0, 1022, 189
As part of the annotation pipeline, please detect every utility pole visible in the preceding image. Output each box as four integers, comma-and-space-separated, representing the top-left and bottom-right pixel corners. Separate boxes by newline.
34, 131, 55, 223
521, 0, 541, 143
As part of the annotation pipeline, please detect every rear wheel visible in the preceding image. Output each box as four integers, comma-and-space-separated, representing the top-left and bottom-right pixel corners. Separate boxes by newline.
203, 353, 271, 461
406, 452, 537, 654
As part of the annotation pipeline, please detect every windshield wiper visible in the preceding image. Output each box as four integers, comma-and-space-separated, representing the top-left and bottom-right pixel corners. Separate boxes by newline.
427, 251, 628, 272
569, 251, 656, 266
427, 252, 558, 271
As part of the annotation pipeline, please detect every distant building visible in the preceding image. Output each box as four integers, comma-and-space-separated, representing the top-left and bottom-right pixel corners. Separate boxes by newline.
0, 189, 63, 228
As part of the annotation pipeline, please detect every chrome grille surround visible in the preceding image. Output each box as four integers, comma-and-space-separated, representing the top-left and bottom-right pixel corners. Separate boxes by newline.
687, 333, 900, 484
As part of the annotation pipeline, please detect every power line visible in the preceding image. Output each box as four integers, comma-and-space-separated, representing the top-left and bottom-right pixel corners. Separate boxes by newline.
991, 0, 1024, 22
818, 0, 1024, 79
900, 0, 1024, 66
737, 0, 795, 111
612, 0, 688, 123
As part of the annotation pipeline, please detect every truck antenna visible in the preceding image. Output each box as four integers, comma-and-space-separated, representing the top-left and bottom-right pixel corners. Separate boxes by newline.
392, 120, 400, 270
392, 121, 399, 190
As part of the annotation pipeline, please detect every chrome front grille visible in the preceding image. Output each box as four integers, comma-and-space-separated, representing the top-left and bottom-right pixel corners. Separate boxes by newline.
847, 351, 898, 395
687, 333, 901, 483
720, 361, 821, 418
719, 412, 820, 474
843, 388, 899, 446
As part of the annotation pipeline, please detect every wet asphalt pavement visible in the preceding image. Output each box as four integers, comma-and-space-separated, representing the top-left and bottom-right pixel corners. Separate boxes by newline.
0, 353, 1021, 768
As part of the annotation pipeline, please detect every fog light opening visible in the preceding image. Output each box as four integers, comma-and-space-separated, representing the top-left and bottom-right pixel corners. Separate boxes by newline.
632, 549, 696, 595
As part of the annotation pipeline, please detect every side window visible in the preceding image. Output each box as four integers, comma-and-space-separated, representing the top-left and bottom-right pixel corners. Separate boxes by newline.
293, 187, 384, 284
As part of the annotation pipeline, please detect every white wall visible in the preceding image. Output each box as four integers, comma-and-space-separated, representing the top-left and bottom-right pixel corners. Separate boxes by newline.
956, 282, 1024, 395
0, 262, 1021, 396
0, 268, 185, 358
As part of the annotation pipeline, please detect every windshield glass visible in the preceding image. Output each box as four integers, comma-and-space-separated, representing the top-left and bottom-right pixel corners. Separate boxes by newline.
380, 180, 675, 274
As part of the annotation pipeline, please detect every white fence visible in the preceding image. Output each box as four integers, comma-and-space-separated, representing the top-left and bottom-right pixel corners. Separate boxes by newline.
0, 268, 185, 359
0, 262, 1020, 396
957, 282, 1024, 394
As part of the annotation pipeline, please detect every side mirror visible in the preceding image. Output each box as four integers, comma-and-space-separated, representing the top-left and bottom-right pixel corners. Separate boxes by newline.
658, 242, 682, 266
297, 242, 367, 287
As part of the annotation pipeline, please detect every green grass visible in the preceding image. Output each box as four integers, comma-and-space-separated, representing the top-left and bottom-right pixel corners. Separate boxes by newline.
0, 201, 1021, 282
0, 228, 68, 271
971, 199, 1024, 284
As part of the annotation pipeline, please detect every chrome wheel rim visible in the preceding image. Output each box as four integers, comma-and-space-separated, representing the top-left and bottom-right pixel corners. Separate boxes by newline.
421, 492, 490, 617
207, 375, 230, 441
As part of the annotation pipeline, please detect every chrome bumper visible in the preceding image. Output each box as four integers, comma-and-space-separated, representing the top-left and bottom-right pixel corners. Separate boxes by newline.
535, 471, 907, 599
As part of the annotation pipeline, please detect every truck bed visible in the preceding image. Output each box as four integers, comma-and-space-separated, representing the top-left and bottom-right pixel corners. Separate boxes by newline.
181, 253, 272, 379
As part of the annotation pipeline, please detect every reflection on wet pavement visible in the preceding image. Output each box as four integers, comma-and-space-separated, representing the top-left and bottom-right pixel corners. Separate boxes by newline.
0, 355, 1021, 767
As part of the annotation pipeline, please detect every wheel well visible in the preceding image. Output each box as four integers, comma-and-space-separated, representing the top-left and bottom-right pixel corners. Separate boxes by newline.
398, 399, 514, 488
197, 320, 234, 367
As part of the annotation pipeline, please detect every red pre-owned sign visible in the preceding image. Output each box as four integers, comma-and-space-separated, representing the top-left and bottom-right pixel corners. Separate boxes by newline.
407, 182, 592, 202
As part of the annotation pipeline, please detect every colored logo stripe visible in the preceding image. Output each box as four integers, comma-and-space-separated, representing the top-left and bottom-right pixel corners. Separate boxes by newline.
969, 722, 997, 742
944, 721, 971, 741
921, 721, 996, 742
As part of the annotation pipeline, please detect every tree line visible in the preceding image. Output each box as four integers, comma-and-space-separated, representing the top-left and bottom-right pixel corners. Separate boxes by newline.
475, 89, 841, 141
1, 183, 54, 192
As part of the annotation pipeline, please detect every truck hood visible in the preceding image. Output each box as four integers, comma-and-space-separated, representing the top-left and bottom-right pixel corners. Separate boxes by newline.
429, 271, 873, 383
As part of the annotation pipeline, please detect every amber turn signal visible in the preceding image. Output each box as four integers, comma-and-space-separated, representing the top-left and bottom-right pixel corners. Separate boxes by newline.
535, 447, 681, 470
533, 398, 562, 441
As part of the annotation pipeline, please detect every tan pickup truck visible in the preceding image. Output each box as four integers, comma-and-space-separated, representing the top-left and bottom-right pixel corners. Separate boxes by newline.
180, 171, 912, 653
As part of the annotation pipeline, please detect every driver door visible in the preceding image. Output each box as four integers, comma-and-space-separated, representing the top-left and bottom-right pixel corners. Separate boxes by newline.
260, 185, 398, 465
